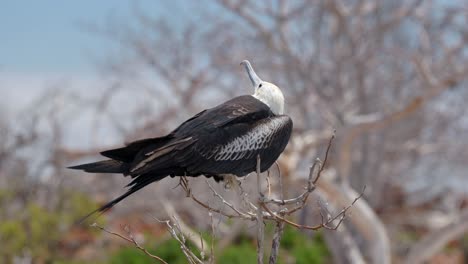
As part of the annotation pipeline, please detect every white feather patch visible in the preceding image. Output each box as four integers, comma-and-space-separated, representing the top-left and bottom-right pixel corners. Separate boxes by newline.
213, 116, 288, 161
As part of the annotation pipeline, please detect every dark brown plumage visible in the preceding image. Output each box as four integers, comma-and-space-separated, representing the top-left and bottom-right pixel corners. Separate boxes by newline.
69, 95, 292, 222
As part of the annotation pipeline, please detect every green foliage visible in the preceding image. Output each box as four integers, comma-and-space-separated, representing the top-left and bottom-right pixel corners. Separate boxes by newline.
0, 189, 14, 207
109, 232, 258, 264
53, 260, 107, 264
109, 247, 159, 264
27, 203, 61, 259
198, 230, 215, 246
397, 229, 420, 244
63, 192, 106, 232
108, 225, 330, 264
0, 188, 103, 262
280, 225, 330, 264
0, 220, 27, 258
154, 239, 193, 264
217, 239, 257, 264
110, 238, 198, 264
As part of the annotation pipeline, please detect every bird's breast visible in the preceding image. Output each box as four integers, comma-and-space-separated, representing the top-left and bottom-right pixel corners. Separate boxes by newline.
214, 116, 288, 161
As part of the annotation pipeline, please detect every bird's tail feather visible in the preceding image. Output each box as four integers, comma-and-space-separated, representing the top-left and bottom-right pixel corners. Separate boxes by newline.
76, 174, 167, 224
68, 160, 128, 174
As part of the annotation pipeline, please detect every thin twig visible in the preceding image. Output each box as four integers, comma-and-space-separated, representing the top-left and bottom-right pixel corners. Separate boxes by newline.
91, 223, 168, 264
206, 180, 251, 218
209, 211, 215, 264
308, 158, 321, 191
189, 182, 255, 220
274, 161, 284, 200
261, 186, 365, 231
282, 159, 321, 215
256, 155, 265, 264
314, 131, 335, 184
199, 230, 205, 261
152, 216, 203, 264
266, 169, 271, 197
264, 133, 334, 208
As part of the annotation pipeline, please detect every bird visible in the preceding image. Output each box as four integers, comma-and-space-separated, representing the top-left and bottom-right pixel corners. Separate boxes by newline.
69, 60, 293, 221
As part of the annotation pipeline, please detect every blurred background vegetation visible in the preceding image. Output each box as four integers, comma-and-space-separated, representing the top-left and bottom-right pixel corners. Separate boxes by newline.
1, 0, 468, 263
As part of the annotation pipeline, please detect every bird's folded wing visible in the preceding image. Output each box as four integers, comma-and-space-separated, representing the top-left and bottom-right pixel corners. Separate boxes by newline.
128, 137, 196, 175
181, 115, 293, 174
171, 95, 273, 137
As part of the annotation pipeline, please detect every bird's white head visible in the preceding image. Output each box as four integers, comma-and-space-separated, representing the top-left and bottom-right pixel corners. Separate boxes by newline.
241, 60, 285, 115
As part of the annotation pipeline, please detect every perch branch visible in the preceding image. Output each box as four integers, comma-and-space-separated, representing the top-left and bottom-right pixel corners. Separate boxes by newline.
256, 154, 265, 264
261, 186, 365, 231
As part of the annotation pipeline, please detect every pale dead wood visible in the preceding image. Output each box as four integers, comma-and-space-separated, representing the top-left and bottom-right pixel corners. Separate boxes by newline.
182, 134, 363, 263
322, 219, 366, 264
152, 216, 204, 264
265, 132, 335, 208
256, 154, 265, 264
404, 208, 468, 264
209, 212, 215, 264
268, 162, 285, 264
260, 187, 364, 231
318, 181, 391, 264
268, 220, 285, 264
162, 201, 208, 254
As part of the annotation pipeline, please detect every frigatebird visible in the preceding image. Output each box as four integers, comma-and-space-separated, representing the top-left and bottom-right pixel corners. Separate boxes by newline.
69, 60, 293, 220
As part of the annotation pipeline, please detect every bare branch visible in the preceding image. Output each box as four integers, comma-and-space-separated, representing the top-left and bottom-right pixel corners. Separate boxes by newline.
162, 202, 208, 254
209, 212, 215, 264
189, 180, 255, 220
265, 133, 335, 217
91, 223, 168, 264
268, 220, 285, 264
152, 216, 204, 264
256, 154, 265, 264
261, 187, 365, 231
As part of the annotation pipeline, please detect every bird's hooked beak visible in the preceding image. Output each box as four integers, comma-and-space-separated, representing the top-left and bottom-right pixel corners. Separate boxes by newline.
241, 60, 262, 89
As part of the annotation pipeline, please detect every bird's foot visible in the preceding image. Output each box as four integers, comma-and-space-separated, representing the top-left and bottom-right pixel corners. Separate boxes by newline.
223, 174, 241, 191
174, 176, 191, 197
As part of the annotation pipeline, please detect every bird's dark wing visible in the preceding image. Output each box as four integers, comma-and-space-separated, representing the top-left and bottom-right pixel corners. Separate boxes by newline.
178, 115, 293, 176
127, 95, 275, 176
100, 136, 173, 162
171, 95, 273, 137
70, 95, 290, 223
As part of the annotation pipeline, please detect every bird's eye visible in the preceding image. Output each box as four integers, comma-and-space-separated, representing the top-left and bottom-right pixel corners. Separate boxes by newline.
258, 83, 263, 88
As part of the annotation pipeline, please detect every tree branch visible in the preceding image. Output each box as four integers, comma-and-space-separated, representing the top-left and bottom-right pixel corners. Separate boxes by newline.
91, 223, 168, 264
256, 154, 265, 264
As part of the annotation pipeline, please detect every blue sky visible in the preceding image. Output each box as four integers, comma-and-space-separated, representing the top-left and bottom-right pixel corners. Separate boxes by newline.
0, 1, 213, 146
0, 1, 182, 75
0, 1, 198, 112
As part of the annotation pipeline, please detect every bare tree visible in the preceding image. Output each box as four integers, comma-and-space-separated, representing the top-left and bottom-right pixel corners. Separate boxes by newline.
92, 136, 363, 264
4, 0, 467, 262
67, 0, 468, 262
